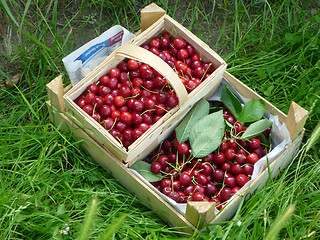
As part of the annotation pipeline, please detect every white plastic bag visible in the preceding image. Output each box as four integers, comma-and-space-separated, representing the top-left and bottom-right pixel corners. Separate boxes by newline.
62, 25, 135, 86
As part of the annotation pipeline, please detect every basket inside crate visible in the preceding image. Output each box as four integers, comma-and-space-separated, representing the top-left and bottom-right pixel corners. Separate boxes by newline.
63, 13, 227, 166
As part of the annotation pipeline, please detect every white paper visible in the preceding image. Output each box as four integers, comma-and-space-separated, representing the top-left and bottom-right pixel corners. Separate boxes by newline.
129, 78, 291, 215
62, 25, 135, 86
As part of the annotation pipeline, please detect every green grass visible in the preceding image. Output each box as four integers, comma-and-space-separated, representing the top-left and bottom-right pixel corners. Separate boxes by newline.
0, 0, 319, 239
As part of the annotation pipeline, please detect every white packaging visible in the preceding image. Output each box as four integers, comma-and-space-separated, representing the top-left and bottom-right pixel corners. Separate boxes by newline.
62, 25, 135, 86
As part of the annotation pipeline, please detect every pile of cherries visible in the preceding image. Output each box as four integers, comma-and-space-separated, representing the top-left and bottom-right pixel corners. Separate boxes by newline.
145, 108, 271, 210
141, 31, 215, 92
75, 32, 215, 148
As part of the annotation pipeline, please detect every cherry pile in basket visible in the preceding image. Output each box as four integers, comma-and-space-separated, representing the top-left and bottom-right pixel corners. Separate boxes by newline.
131, 89, 273, 210
141, 31, 215, 92
75, 61, 179, 148
75, 32, 215, 148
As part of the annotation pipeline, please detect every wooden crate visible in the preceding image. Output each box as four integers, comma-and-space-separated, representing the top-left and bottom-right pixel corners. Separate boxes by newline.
47, 3, 308, 236
62, 4, 227, 167
46, 70, 308, 235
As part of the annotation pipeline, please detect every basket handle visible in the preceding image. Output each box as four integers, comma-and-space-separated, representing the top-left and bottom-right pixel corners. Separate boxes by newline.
115, 44, 188, 106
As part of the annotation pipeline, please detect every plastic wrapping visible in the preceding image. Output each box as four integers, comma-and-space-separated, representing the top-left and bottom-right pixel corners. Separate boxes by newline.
62, 25, 135, 86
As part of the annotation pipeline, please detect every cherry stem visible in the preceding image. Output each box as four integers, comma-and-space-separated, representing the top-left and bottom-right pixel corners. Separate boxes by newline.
124, 93, 140, 100
141, 109, 156, 116
200, 63, 212, 82
141, 85, 158, 94
154, 104, 170, 113
126, 72, 134, 90
107, 117, 117, 132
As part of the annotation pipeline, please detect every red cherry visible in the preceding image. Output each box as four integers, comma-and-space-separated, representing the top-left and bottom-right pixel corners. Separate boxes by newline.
120, 111, 132, 125
192, 192, 205, 201
205, 183, 217, 196
132, 128, 143, 140
123, 129, 133, 141
77, 98, 86, 108
180, 173, 192, 186
247, 153, 259, 164
212, 169, 225, 182
235, 153, 247, 165
231, 163, 243, 175
213, 152, 226, 164
173, 38, 187, 49
160, 37, 170, 49
87, 84, 98, 94
108, 68, 121, 78
220, 187, 233, 201
177, 142, 189, 155
177, 48, 189, 59
101, 117, 114, 130
225, 176, 237, 188
184, 185, 195, 196
236, 174, 249, 186
249, 138, 261, 149
85, 92, 95, 105
82, 105, 93, 115
127, 59, 139, 70
197, 173, 209, 185
99, 105, 111, 118
243, 164, 254, 176
99, 75, 110, 86
234, 122, 244, 134
114, 96, 125, 107
221, 162, 232, 172
232, 186, 241, 194
117, 62, 128, 72
200, 163, 213, 176
193, 66, 205, 78
185, 45, 195, 56
225, 148, 236, 161
166, 94, 179, 108
151, 162, 162, 174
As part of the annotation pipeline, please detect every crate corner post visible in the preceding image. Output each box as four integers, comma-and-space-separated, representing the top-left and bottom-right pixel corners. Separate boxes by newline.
186, 201, 216, 227
141, 3, 166, 32
285, 101, 308, 140
46, 75, 66, 111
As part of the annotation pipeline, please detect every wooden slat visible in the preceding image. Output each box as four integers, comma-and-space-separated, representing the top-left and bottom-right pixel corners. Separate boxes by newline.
46, 100, 195, 236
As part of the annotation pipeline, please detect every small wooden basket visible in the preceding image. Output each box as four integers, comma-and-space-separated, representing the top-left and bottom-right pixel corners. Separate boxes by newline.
63, 9, 227, 166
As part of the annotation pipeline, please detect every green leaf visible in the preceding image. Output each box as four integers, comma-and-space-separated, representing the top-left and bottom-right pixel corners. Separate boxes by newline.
175, 98, 210, 143
189, 110, 225, 158
237, 99, 266, 123
221, 85, 242, 119
130, 161, 163, 182
241, 119, 273, 140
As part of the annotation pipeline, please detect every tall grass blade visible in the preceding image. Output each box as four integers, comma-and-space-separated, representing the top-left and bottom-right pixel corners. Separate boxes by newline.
77, 195, 99, 240
0, 0, 19, 27
306, 122, 320, 153
264, 204, 296, 240
100, 214, 126, 240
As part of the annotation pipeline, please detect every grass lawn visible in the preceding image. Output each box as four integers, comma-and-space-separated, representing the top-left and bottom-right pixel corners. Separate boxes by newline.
0, 0, 319, 239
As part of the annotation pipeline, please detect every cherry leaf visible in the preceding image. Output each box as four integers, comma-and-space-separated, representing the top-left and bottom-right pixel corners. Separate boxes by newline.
221, 85, 242, 119
131, 161, 163, 182
237, 99, 266, 123
189, 110, 225, 158
241, 119, 273, 140
175, 98, 209, 143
